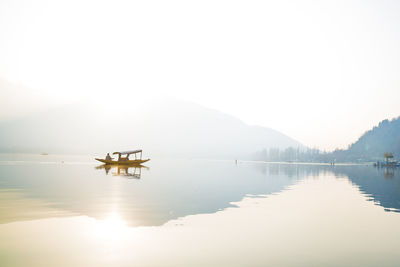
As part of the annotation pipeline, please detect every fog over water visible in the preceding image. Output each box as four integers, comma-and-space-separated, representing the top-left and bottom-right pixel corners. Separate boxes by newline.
0, 98, 301, 158
1, 1, 400, 150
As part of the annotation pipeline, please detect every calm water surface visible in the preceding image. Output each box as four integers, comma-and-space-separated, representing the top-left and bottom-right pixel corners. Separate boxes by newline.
0, 154, 400, 266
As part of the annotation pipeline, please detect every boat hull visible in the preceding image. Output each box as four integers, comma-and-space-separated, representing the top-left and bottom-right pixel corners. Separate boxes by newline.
95, 158, 150, 165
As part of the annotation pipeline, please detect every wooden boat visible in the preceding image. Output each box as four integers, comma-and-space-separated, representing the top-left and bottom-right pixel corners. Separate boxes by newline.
95, 150, 150, 165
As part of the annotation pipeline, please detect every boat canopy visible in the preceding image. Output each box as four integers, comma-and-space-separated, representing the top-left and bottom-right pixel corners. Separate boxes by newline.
113, 150, 142, 155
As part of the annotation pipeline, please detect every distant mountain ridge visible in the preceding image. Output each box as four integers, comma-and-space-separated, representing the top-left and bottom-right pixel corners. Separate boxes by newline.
0, 99, 302, 159
333, 116, 400, 161
253, 116, 400, 163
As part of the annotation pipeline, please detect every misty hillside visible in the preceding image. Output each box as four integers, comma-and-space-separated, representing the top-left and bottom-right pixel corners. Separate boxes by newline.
253, 116, 400, 163
0, 99, 301, 159
335, 117, 400, 161
0, 79, 48, 121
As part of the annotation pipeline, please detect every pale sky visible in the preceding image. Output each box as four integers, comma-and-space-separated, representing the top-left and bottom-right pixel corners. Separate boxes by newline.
1, 0, 400, 150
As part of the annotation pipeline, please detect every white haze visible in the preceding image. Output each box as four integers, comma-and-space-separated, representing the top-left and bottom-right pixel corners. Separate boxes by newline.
0, 97, 302, 158
1, 0, 400, 150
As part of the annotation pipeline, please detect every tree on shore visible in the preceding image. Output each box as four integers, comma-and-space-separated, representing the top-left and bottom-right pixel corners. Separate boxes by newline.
384, 152, 394, 164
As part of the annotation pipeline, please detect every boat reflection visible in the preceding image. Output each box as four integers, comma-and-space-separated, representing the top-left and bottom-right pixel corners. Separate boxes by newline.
2, 158, 400, 227
95, 164, 149, 179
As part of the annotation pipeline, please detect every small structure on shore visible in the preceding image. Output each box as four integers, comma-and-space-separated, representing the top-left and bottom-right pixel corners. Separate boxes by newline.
374, 152, 399, 167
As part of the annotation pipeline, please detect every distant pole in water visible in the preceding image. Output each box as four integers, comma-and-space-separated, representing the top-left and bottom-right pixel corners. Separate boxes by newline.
235, 159, 238, 164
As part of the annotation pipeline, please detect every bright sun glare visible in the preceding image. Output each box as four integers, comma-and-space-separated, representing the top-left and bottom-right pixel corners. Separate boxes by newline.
93, 212, 129, 242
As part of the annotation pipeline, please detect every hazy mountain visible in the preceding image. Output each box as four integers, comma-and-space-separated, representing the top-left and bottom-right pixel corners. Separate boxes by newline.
332, 117, 400, 161
0, 98, 302, 159
0, 78, 69, 121
253, 116, 400, 163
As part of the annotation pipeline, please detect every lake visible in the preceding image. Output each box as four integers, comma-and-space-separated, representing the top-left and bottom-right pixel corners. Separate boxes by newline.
0, 154, 400, 266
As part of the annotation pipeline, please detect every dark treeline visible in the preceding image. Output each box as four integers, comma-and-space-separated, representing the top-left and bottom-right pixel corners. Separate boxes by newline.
253, 147, 334, 162
253, 146, 395, 163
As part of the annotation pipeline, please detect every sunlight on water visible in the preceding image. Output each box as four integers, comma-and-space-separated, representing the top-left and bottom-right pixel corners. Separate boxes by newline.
93, 212, 128, 242
1, 155, 400, 266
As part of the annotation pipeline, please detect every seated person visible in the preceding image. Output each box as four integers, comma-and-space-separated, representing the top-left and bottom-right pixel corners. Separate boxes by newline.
105, 153, 112, 161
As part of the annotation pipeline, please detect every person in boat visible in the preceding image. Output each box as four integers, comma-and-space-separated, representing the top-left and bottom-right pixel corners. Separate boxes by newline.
105, 153, 112, 161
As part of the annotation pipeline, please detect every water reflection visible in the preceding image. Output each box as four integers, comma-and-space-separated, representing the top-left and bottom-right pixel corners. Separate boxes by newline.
2, 175, 400, 267
95, 164, 149, 179
2, 156, 400, 267
335, 165, 400, 213
0, 158, 300, 226
255, 163, 400, 213
0, 155, 400, 227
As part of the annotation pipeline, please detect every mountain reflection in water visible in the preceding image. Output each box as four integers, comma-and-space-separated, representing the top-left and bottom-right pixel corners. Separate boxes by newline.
0, 155, 399, 227
338, 165, 400, 213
